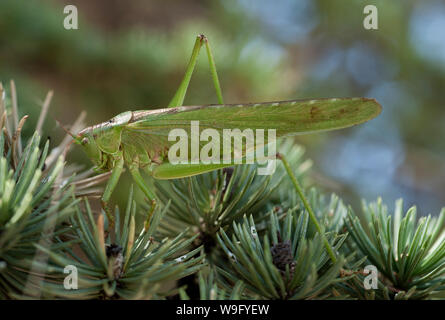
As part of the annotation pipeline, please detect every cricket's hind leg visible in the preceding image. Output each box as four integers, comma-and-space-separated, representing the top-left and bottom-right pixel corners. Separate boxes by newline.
168, 34, 224, 107
128, 164, 157, 231
276, 152, 338, 263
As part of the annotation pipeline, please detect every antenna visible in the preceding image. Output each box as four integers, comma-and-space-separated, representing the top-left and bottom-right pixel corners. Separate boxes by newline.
55, 118, 81, 143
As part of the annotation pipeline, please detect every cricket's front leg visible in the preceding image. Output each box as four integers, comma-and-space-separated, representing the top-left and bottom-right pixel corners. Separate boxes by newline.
128, 164, 157, 231
101, 156, 124, 231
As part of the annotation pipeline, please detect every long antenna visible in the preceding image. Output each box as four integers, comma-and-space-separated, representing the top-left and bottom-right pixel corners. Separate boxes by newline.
54, 117, 82, 144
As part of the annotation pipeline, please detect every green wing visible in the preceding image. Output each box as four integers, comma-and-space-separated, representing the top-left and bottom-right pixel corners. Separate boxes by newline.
120, 98, 381, 176
127, 97, 380, 132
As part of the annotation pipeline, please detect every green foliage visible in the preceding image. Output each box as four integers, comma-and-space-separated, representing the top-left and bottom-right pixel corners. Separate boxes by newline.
0, 85, 79, 298
179, 269, 246, 300
155, 165, 280, 240
345, 198, 445, 299
216, 213, 346, 299
0, 133, 77, 298
34, 187, 205, 299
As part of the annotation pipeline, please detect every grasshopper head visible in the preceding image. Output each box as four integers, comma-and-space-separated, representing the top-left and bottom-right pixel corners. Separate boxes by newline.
75, 114, 128, 170
75, 131, 103, 168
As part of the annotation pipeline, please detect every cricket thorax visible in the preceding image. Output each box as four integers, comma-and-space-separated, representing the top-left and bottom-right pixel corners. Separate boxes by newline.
121, 140, 169, 169
90, 140, 168, 173
79, 110, 171, 172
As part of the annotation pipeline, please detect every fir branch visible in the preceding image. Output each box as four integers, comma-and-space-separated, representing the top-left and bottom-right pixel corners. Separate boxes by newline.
0, 84, 79, 299
345, 198, 445, 299
216, 212, 346, 299
179, 268, 246, 300
35, 187, 205, 299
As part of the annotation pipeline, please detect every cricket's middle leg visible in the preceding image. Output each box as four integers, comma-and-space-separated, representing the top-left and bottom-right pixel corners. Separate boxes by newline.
128, 164, 157, 231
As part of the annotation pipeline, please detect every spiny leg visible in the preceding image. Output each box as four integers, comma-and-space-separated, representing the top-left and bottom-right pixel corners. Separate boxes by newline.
128, 164, 157, 231
276, 153, 337, 263
101, 156, 124, 232
168, 34, 224, 108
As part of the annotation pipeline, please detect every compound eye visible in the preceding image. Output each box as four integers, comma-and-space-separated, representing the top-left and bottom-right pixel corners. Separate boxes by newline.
81, 138, 88, 145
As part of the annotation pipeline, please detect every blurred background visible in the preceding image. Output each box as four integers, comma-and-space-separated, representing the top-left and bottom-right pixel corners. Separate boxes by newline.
0, 0, 444, 215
